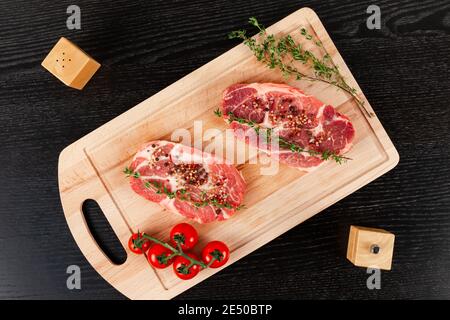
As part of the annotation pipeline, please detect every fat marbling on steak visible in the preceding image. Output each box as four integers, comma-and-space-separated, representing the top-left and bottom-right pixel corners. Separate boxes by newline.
128, 140, 246, 223
221, 83, 355, 170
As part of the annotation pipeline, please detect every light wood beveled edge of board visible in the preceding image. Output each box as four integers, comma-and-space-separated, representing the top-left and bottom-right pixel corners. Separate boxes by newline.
58, 7, 400, 300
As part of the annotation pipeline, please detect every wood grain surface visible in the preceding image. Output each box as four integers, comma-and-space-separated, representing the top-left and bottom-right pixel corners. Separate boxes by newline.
0, 0, 449, 299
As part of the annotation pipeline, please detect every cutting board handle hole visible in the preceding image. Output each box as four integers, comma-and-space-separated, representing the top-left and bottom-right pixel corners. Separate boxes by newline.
82, 199, 127, 265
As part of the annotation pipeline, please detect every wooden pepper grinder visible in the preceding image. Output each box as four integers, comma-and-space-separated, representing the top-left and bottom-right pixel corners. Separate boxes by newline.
347, 225, 395, 270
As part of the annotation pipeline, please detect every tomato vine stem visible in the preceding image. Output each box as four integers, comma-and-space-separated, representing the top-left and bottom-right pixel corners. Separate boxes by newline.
137, 233, 208, 269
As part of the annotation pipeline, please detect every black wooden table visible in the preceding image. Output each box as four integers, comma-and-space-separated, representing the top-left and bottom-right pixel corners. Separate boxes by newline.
0, 0, 449, 300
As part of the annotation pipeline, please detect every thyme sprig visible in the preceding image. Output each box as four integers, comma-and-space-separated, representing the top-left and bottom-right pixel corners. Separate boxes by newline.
228, 17, 374, 117
124, 167, 140, 178
124, 167, 245, 211
215, 110, 351, 164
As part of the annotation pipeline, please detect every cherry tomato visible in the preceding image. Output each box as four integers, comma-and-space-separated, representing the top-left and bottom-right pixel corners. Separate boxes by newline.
147, 244, 174, 268
201, 241, 230, 268
128, 233, 151, 254
170, 223, 198, 250
173, 253, 202, 280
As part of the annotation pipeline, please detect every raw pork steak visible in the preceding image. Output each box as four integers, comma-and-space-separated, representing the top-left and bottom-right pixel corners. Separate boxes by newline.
128, 140, 246, 223
221, 83, 355, 170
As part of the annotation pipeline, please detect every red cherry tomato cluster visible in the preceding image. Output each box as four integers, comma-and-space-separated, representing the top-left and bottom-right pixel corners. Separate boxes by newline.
128, 223, 230, 280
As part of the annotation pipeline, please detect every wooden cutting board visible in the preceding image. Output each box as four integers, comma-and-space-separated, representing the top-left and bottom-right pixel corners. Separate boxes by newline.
58, 7, 399, 299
